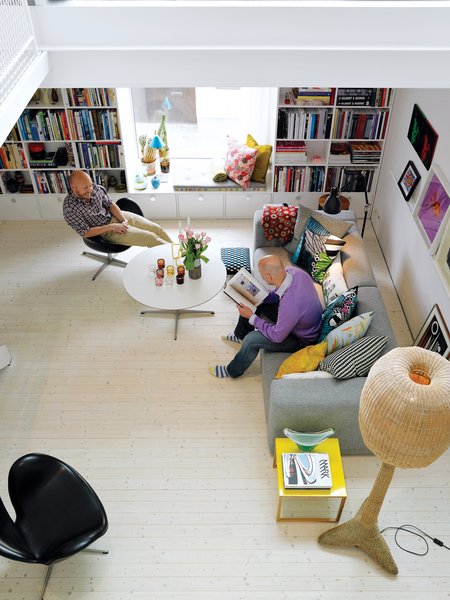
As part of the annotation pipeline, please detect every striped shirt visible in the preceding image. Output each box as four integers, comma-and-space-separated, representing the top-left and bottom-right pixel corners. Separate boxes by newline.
63, 184, 112, 237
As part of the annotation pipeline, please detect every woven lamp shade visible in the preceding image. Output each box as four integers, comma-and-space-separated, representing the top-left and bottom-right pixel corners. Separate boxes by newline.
359, 346, 450, 469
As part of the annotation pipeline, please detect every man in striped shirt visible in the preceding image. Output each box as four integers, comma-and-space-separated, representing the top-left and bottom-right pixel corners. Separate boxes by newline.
63, 171, 172, 247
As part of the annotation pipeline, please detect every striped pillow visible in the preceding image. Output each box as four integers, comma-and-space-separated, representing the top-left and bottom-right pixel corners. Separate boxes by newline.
318, 336, 388, 379
292, 217, 346, 283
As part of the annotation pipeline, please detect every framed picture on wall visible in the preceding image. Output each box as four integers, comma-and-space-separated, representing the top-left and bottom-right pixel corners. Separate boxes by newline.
397, 160, 421, 201
434, 216, 450, 295
412, 165, 450, 254
414, 304, 450, 359
407, 104, 439, 170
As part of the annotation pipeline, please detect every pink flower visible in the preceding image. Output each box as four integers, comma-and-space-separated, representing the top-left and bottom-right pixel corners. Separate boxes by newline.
187, 231, 193, 239
204, 236, 211, 243
178, 233, 185, 242
195, 243, 201, 249
201, 231, 206, 237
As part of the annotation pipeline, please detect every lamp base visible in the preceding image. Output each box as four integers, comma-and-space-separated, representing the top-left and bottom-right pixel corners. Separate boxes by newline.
318, 499, 398, 575
318, 462, 398, 575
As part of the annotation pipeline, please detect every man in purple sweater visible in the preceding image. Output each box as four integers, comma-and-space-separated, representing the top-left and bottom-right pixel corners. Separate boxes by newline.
210, 255, 323, 378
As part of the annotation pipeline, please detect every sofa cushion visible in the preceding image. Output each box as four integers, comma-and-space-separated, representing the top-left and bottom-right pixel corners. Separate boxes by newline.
318, 336, 388, 379
284, 204, 353, 255
340, 231, 377, 288
318, 286, 358, 341
322, 255, 348, 305
292, 217, 346, 283
275, 341, 328, 379
224, 138, 258, 189
326, 311, 373, 354
246, 134, 272, 183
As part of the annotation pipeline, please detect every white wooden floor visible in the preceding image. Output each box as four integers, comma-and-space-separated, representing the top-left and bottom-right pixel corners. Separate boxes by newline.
1, 218, 449, 600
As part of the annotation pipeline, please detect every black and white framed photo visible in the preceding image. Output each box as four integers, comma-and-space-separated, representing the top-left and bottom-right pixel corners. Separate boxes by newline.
397, 160, 421, 201
414, 304, 450, 359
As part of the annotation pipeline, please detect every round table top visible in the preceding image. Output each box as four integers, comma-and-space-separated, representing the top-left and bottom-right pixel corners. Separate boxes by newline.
123, 244, 227, 310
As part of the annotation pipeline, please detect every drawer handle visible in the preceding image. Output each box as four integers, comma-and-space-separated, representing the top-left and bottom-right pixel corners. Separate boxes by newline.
150, 195, 156, 202
198, 195, 204, 202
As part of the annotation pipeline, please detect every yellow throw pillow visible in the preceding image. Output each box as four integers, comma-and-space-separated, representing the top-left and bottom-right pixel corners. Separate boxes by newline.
275, 341, 328, 379
246, 134, 272, 183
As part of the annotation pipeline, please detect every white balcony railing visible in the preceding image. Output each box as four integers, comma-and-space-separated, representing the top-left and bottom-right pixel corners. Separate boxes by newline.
0, 0, 38, 105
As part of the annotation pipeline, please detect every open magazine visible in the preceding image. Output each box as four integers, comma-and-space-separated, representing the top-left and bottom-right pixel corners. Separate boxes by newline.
223, 267, 269, 312
282, 453, 332, 489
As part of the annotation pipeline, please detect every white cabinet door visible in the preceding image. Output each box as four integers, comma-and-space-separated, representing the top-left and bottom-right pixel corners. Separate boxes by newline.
125, 194, 177, 219
38, 195, 65, 219
0, 195, 42, 220
178, 193, 224, 218
225, 193, 273, 218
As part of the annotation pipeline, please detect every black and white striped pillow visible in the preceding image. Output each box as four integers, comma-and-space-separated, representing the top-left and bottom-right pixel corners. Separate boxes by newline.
318, 336, 388, 379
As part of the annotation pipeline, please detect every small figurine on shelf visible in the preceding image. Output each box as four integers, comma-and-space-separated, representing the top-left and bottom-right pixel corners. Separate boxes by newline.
134, 172, 147, 190
30, 89, 42, 104
158, 114, 170, 173
151, 175, 161, 189
138, 134, 148, 159
284, 92, 291, 105
51, 88, 59, 104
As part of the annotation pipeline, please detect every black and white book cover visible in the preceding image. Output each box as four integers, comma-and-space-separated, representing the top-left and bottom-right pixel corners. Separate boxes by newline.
282, 453, 332, 489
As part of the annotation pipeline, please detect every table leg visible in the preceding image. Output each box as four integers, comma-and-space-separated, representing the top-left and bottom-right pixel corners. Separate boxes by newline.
140, 309, 215, 340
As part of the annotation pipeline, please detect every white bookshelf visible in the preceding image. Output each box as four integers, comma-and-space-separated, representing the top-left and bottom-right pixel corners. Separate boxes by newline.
273, 87, 395, 218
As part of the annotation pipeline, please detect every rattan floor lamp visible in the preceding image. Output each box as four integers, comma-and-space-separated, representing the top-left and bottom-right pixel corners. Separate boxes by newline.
318, 346, 450, 575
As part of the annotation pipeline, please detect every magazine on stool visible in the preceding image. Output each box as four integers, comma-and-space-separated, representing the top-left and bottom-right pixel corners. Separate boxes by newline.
223, 267, 270, 312
282, 453, 332, 489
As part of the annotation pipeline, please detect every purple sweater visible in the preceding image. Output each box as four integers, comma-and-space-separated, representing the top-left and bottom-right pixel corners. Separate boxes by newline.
252, 267, 322, 344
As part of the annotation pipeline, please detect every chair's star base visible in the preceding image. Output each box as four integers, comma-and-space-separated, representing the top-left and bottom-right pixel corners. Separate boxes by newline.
318, 508, 398, 575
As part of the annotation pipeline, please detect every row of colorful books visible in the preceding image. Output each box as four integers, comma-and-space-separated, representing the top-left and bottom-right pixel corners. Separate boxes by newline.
32, 170, 71, 194
0, 144, 28, 169
277, 108, 333, 140
75, 142, 123, 169
68, 109, 121, 141
332, 110, 389, 141
66, 88, 116, 108
273, 166, 325, 193
18, 109, 70, 142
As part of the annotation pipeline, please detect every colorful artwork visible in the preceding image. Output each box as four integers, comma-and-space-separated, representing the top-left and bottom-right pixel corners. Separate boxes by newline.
407, 104, 439, 170
413, 166, 450, 253
397, 160, 421, 201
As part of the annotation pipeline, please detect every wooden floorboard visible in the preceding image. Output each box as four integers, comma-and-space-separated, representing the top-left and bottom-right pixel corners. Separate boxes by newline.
1, 218, 449, 599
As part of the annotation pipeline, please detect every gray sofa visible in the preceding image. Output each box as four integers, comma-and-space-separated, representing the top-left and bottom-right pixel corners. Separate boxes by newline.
252, 209, 397, 455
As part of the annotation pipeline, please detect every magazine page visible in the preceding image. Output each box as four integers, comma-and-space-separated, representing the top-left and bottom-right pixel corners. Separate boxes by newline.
225, 268, 269, 307
282, 453, 332, 489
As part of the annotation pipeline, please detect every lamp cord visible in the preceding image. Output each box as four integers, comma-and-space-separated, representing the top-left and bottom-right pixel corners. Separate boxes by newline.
380, 524, 450, 557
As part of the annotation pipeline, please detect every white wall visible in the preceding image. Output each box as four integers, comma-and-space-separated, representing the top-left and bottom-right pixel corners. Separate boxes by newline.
373, 89, 450, 339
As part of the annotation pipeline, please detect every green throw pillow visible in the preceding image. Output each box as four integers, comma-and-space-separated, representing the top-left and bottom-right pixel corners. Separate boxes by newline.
292, 217, 346, 284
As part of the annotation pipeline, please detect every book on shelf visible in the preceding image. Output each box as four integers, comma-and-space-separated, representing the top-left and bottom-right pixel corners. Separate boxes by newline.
282, 452, 332, 489
223, 267, 269, 312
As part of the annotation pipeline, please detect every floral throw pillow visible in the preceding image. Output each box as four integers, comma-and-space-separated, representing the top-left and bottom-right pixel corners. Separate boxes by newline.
326, 311, 373, 355
318, 286, 358, 342
292, 216, 346, 283
224, 138, 258, 190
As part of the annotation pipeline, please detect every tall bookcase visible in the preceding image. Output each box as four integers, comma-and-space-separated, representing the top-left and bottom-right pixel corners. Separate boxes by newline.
273, 87, 394, 217
0, 88, 127, 219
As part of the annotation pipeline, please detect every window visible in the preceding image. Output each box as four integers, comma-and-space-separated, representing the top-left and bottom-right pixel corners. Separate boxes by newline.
131, 87, 275, 160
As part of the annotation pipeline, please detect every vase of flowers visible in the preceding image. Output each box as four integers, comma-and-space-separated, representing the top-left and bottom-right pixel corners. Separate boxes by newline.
178, 229, 211, 280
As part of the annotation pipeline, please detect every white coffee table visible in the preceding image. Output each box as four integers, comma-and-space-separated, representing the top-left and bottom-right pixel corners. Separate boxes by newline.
123, 245, 227, 339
